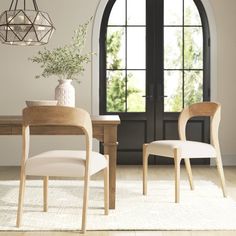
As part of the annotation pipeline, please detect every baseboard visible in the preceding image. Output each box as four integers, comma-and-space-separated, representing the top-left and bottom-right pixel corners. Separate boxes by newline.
211, 154, 236, 166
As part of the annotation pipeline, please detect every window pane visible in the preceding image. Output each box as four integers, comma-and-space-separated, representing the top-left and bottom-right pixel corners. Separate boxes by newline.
164, 27, 183, 69
184, 27, 203, 69
184, 71, 203, 107
127, 0, 146, 25
106, 70, 126, 112
184, 0, 202, 25
127, 27, 146, 69
107, 27, 125, 69
108, 0, 125, 25
164, 0, 183, 25
127, 70, 146, 112
164, 71, 183, 112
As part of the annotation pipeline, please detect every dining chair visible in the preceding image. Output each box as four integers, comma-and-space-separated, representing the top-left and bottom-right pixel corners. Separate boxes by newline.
16, 106, 109, 233
143, 102, 227, 203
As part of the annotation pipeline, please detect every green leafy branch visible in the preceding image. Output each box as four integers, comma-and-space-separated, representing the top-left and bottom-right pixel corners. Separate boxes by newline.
29, 17, 93, 82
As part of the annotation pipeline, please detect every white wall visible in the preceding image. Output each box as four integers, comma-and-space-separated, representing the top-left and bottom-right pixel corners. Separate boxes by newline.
208, 0, 236, 165
0, 0, 235, 165
0, 0, 99, 165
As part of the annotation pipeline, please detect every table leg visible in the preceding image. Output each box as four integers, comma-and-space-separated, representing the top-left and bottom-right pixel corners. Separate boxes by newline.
103, 126, 118, 209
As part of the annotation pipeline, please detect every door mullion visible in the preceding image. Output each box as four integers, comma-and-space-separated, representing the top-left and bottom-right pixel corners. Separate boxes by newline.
146, 0, 162, 142
152, 0, 164, 141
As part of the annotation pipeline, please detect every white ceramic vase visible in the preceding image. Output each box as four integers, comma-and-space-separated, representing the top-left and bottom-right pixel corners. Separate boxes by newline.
55, 79, 75, 107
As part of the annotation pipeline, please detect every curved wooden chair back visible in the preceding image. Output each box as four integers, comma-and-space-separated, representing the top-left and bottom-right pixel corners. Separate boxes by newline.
178, 102, 221, 148
23, 106, 92, 138
22, 106, 93, 162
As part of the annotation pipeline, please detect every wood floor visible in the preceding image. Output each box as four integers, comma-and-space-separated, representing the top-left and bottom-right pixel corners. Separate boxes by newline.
1, 165, 236, 236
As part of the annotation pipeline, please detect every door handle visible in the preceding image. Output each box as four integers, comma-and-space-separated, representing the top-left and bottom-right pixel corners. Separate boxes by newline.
142, 84, 154, 100
142, 95, 153, 98
143, 95, 167, 98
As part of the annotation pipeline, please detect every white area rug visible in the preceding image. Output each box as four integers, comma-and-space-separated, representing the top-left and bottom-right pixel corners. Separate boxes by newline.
0, 180, 236, 231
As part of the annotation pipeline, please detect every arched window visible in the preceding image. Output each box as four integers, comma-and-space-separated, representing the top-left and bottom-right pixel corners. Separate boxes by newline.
100, 0, 210, 164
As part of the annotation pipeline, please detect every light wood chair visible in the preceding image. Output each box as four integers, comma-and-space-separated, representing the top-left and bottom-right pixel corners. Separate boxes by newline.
16, 106, 109, 233
143, 102, 227, 203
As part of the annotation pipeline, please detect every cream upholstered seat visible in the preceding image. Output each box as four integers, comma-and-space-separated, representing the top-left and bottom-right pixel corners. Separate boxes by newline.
143, 102, 227, 203
16, 106, 109, 233
25, 150, 107, 177
147, 140, 216, 159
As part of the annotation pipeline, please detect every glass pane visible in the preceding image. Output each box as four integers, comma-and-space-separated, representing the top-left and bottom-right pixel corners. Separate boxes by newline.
106, 70, 126, 112
106, 27, 126, 69
127, 27, 146, 69
108, 0, 125, 25
164, 0, 183, 25
184, 70, 203, 107
164, 71, 183, 112
127, 70, 146, 112
184, 27, 203, 69
164, 27, 183, 69
127, 0, 146, 25
184, 0, 202, 25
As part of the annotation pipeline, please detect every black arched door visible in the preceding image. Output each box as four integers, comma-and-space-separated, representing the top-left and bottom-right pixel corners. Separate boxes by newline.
100, 0, 210, 164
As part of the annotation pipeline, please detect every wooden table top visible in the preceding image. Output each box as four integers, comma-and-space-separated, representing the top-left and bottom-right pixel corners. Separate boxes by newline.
0, 115, 120, 125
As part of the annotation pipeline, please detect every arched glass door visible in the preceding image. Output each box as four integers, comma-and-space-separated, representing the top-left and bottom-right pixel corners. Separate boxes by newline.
100, 0, 210, 164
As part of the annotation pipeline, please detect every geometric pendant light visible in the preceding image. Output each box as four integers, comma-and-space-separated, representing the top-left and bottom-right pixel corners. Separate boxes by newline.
0, 0, 55, 46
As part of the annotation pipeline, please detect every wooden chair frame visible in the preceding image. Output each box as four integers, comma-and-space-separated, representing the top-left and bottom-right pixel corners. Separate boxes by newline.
16, 106, 109, 233
143, 102, 227, 203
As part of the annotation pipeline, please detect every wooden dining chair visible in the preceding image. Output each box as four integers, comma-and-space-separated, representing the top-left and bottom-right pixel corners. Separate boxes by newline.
143, 102, 227, 203
16, 106, 109, 233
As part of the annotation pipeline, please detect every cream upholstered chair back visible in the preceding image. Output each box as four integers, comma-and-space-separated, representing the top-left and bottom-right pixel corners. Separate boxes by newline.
178, 102, 221, 149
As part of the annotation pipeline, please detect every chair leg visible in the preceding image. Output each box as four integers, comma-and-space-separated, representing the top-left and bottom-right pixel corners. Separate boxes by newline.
16, 173, 26, 227
81, 174, 90, 233
174, 148, 181, 203
215, 155, 227, 197
143, 144, 149, 195
43, 176, 49, 212
184, 158, 194, 190
104, 155, 109, 215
